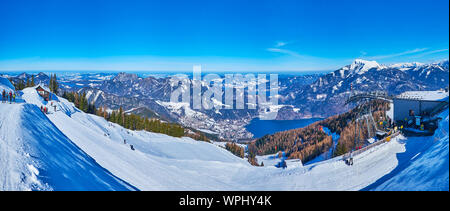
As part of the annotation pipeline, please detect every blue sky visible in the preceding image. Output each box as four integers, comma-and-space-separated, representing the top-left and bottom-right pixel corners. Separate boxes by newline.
0, 0, 448, 72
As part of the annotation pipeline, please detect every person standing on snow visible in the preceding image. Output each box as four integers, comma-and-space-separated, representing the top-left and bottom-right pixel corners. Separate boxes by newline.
1, 90, 4, 103
9, 91, 12, 103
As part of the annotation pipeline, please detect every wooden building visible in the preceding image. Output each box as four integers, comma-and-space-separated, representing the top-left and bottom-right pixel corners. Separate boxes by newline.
36, 85, 50, 101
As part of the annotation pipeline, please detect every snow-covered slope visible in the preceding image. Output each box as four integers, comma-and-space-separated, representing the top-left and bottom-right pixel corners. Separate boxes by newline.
0, 103, 136, 190
18, 86, 253, 190
21, 85, 77, 116
368, 109, 449, 191
0, 76, 14, 93
1, 82, 448, 190
47, 110, 252, 190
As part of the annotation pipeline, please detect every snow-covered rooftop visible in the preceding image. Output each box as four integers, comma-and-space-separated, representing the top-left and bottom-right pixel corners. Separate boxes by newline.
33, 83, 51, 92
395, 90, 449, 102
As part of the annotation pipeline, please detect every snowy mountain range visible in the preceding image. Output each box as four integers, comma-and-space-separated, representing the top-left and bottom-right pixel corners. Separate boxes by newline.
279, 59, 449, 119
2, 59, 449, 139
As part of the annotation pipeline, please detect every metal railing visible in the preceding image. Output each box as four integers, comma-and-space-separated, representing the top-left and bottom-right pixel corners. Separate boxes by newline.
346, 91, 393, 105
342, 131, 401, 160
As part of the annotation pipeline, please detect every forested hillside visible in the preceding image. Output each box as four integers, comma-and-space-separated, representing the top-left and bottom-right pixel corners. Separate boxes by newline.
249, 100, 391, 164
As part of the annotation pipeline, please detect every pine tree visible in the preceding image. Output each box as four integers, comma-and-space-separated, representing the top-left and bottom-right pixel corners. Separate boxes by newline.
124, 114, 130, 129
97, 106, 103, 116
82, 92, 88, 112
78, 95, 83, 111
103, 106, 108, 119
87, 103, 95, 114
52, 74, 59, 94
78, 92, 85, 112
74, 92, 79, 107
14, 79, 25, 90
110, 111, 116, 123
118, 106, 124, 126
50, 74, 54, 92
31, 75, 35, 86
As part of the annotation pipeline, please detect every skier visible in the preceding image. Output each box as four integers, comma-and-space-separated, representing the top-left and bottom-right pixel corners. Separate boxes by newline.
130, 145, 135, 151
1, 90, 4, 103
124, 139, 126, 144
9, 91, 12, 103
12, 93, 15, 102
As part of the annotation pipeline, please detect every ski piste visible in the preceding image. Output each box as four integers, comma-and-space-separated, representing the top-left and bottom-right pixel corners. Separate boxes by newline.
1, 77, 448, 191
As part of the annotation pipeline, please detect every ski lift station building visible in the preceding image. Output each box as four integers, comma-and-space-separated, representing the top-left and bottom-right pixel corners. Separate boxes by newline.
392, 89, 449, 122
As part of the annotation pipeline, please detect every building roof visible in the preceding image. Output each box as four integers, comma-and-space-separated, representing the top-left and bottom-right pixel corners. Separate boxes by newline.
34, 84, 50, 92
395, 90, 449, 102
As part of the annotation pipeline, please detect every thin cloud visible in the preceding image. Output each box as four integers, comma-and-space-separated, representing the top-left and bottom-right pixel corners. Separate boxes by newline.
364, 48, 428, 60
267, 41, 303, 57
267, 48, 302, 57
275, 41, 288, 47
410, 48, 449, 58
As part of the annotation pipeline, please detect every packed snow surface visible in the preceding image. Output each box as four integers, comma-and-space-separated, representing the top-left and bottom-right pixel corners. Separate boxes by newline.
0, 103, 136, 190
396, 90, 449, 101
0, 77, 15, 93
1, 84, 448, 190
365, 109, 449, 191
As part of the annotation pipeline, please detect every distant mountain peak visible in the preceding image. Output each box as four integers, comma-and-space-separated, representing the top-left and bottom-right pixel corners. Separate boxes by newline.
436, 60, 449, 69
350, 59, 381, 73
337, 59, 382, 77
353, 58, 377, 64
389, 62, 424, 70
113, 72, 139, 82
17, 72, 29, 79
